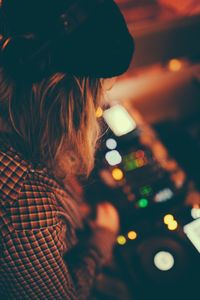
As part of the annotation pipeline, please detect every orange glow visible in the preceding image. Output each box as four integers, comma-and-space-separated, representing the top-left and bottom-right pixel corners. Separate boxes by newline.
193, 204, 200, 209
135, 158, 145, 168
112, 168, 124, 181
2, 38, 11, 50
128, 231, 137, 240
168, 59, 183, 72
95, 107, 103, 118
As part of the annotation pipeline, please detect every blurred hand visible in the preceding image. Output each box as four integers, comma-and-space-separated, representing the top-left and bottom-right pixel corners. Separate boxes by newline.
94, 202, 120, 235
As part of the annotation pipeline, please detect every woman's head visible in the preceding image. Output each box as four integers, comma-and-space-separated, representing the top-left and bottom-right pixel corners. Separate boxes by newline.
0, 0, 134, 179
0, 70, 104, 178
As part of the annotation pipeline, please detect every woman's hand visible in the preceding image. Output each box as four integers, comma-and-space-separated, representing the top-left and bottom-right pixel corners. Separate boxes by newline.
95, 202, 120, 235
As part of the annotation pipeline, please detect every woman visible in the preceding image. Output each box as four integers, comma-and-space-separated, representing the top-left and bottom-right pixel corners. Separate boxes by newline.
0, 0, 134, 299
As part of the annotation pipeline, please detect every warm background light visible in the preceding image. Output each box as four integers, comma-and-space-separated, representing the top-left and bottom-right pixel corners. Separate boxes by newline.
128, 231, 137, 240
112, 168, 124, 181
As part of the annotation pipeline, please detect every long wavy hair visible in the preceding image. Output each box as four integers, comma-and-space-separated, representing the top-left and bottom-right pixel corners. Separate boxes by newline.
0, 69, 103, 180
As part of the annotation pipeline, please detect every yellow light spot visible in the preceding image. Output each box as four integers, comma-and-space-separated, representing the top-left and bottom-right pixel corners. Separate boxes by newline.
168, 220, 178, 231
96, 107, 103, 118
168, 59, 183, 72
128, 231, 137, 240
135, 158, 145, 168
163, 214, 174, 225
112, 168, 124, 181
117, 235, 126, 245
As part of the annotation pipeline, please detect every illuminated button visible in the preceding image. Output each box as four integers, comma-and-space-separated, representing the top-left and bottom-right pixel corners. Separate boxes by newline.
103, 104, 137, 137
123, 153, 137, 172
117, 235, 126, 245
140, 185, 152, 197
155, 188, 174, 203
154, 251, 175, 271
96, 107, 103, 118
168, 58, 183, 72
135, 158, 145, 168
135, 150, 145, 159
168, 220, 178, 231
128, 231, 137, 240
106, 138, 117, 150
138, 198, 149, 208
163, 214, 174, 225
105, 150, 122, 166
112, 168, 124, 181
184, 218, 200, 253
191, 207, 200, 219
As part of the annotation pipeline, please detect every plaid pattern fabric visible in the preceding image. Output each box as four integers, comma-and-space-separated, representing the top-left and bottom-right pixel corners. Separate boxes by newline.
0, 139, 116, 300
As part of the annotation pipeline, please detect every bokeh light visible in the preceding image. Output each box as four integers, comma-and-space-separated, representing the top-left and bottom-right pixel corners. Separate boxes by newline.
138, 198, 149, 208
128, 231, 137, 240
168, 220, 178, 231
163, 214, 174, 225
117, 235, 127, 245
96, 107, 103, 118
168, 58, 183, 72
112, 168, 124, 181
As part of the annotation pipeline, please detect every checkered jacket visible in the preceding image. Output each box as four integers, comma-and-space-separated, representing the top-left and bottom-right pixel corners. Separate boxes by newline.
0, 136, 116, 300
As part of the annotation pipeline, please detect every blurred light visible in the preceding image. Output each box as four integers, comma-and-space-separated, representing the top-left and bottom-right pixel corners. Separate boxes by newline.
105, 150, 122, 166
103, 105, 137, 137
184, 218, 200, 253
140, 185, 152, 197
106, 138, 117, 150
138, 198, 149, 208
128, 231, 137, 240
155, 188, 174, 203
96, 107, 103, 118
127, 194, 135, 202
163, 214, 174, 225
135, 158, 145, 168
168, 220, 178, 231
117, 235, 127, 245
123, 185, 132, 194
135, 150, 145, 159
154, 251, 175, 271
112, 168, 124, 181
168, 59, 183, 72
191, 207, 200, 219
123, 154, 137, 171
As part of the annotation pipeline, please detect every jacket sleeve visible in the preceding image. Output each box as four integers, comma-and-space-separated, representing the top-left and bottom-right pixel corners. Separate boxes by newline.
1, 172, 116, 300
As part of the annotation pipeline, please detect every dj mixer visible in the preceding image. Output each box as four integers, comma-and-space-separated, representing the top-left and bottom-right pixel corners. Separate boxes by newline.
85, 104, 200, 300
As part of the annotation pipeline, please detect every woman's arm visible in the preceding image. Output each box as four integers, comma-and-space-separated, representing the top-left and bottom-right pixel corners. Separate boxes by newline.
1, 172, 116, 300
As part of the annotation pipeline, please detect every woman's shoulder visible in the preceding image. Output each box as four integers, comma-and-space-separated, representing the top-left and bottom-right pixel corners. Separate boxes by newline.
0, 138, 62, 231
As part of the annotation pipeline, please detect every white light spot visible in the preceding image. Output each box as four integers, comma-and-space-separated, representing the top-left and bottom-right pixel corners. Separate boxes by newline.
106, 138, 117, 150
154, 251, 175, 271
154, 188, 174, 203
191, 208, 200, 220
184, 218, 200, 253
103, 105, 137, 137
105, 150, 122, 166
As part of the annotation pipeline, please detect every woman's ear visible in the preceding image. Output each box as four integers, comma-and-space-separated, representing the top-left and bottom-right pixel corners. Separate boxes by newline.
101, 77, 117, 91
